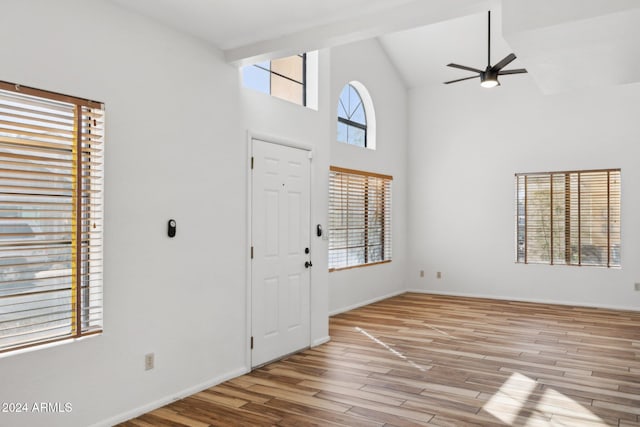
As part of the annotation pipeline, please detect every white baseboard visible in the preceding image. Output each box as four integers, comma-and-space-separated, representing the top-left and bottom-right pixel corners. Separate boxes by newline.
91, 366, 249, 427
329, 289, 406, 316
311, 336, 331, 347
406, 288, 640, 312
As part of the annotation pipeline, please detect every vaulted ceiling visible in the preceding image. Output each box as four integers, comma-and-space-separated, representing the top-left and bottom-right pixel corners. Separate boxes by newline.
108, 0, 640, 94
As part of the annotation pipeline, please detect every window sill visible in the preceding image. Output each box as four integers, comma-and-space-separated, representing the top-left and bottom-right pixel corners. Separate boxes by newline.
0, 330, 102, 359
329, 260, 391, 272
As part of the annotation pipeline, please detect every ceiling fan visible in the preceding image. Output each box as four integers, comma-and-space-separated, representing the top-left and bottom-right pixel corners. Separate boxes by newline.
444, 11, 527, 88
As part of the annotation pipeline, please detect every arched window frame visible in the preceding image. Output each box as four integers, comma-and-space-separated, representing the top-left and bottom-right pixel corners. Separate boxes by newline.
337, 81, 376, 150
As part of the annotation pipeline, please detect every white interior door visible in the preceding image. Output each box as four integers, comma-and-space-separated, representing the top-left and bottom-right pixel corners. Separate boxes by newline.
251, 139, 311, 367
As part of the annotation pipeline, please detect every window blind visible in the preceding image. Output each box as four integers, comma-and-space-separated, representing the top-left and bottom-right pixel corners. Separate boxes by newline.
329, 166, 392, 271
515, 169, 620, 267
0, 81, 104, 353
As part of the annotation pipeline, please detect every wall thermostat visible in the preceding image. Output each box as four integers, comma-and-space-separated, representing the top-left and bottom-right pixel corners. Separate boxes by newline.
168, 219, 177, 238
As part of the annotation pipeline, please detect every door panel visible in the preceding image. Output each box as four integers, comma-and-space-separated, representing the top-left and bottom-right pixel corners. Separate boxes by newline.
264, 277, 279, 336
251, 139, 311, 367
287, 275, 301, 329
265, 190, 279, 256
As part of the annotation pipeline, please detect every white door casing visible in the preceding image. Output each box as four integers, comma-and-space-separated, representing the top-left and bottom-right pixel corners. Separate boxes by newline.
251, 138, 311, 367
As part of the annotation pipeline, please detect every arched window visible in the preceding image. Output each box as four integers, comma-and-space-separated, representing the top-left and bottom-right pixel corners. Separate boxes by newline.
337, 83, 368, 148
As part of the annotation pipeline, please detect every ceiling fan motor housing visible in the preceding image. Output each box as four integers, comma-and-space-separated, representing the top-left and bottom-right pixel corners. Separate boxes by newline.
481, 68, 499, 87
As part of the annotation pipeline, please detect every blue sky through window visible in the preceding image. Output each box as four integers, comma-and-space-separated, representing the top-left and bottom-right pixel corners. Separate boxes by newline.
242, 63, 270, 94
338, 84, 366, 125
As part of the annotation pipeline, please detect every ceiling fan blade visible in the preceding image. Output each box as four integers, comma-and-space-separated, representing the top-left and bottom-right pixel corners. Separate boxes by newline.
444, 75, 480, 85
492, 53, 516, 71
447, 63, 483, 74
499, 68, 527, 75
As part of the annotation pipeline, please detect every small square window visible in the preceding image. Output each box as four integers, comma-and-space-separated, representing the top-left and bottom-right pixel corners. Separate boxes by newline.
242, 54, 306, 106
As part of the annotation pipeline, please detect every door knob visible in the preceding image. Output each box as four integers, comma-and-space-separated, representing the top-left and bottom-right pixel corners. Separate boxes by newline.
305, 261, 313, 268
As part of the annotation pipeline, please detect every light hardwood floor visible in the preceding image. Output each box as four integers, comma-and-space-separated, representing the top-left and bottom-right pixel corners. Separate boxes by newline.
119, 293, 640, 426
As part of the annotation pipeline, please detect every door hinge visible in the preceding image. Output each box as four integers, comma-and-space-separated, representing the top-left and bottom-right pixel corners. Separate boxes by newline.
251, 156, 254, 169
251, 246, 254, 259
250, 336, 254, 349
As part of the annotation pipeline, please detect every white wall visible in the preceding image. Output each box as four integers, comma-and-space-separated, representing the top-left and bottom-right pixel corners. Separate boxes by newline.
328, 39, 409, 314
0, 1, 247, 426
407, 75, 640, 310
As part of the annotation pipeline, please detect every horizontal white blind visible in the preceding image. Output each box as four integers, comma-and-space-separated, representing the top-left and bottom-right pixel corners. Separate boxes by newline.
0, 82, 104, 352
515, 169, 620, 267
329, 166, 392, 271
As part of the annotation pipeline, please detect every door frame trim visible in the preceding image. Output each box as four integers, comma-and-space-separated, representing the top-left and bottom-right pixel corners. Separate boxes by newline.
245, 131, 313, 370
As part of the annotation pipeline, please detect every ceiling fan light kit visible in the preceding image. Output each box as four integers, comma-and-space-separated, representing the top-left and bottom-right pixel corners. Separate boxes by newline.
480, 70, 499, 88
445, 10, 527, 88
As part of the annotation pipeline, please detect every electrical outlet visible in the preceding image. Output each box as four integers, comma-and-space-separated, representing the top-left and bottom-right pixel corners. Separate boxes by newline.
634, 283, 640, 291
436, 272, 442, 279
144, 353, 154, 371
420, 270, 424, 278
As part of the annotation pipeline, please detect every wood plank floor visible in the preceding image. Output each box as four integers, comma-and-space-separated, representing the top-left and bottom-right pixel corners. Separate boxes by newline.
119, 293, 640, 426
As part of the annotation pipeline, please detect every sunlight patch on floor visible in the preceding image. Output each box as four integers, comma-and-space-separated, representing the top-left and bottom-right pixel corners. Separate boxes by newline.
355, 326, 429, 372
482, 372, 606, 426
